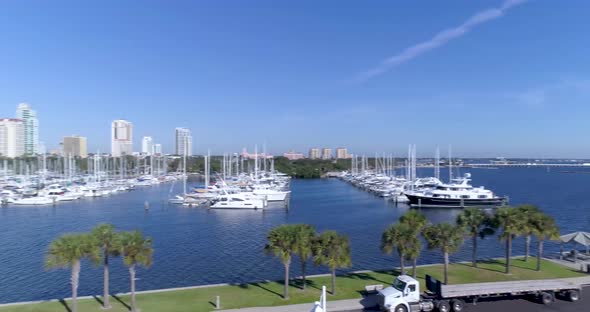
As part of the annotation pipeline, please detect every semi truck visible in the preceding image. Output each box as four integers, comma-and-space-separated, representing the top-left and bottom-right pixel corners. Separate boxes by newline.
378, 274, 590, 312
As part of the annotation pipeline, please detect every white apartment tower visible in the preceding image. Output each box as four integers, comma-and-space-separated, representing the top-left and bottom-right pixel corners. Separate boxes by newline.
111, 120, 133, 157
321, 148, 332, 160
309, 148, 320, 159
0, 118, 25, 158
142, 136, 153, 155
175, 127, 192, 156
16, 103, 39, 155
153, 143, 162, 155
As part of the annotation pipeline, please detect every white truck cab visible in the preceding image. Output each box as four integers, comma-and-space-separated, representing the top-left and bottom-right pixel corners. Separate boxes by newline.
378, 275, 435, 312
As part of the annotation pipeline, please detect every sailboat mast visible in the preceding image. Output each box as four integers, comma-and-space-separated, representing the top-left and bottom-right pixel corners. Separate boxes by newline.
448, 145, 453, 183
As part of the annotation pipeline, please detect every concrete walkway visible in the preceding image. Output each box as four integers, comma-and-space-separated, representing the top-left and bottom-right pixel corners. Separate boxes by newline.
220, 296, 378, 312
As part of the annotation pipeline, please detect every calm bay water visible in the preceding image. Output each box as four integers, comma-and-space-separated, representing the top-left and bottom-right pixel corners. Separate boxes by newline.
1, 167, 590, 303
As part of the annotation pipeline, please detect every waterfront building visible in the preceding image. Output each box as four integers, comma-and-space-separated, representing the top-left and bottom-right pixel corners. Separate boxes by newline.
321, 148, 332, 160
336, 147, 351, 159
153, 143, 162, 156
309, 148, 320, 159
240, 147, 272, 159
142, 136, 153, 155
283, 150, 305, 160
175, 127, 192, 156
63, 136, 87, 158
16, 103, 39, 155
111, 120, 133, 157
0, 118, 25, 158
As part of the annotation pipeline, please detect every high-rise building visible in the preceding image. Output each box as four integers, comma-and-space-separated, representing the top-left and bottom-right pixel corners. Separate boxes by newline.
63, 136, 87, 158
153, 143, 162, 155
16, 103, 39, 155
141, 136, 153, 155
0, 118, 25, 158
175, 127, 192, 156
321, 148, 332, 160
336, 148, 350, 159
111, 120, 133, 157
309, 148, 320, 159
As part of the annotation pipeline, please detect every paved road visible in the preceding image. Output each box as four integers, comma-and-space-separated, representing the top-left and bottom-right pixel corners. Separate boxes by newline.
345, 286, 589, 312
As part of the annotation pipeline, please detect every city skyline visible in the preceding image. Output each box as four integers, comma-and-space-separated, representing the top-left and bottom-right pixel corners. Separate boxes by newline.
1, 1, 590, 157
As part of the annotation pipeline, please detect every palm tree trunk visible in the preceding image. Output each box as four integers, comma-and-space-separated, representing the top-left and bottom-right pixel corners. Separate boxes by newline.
399, 252, 405, 275
443, 252, 449, 284
525, 235, 530, 261
536, 240, 543, 271
71, 260, 80, 312
129, 265, 136, 312
472, 235, 477, 267
506, 236, 512, 274
283, 262, 290, 300
103, 254, 110, 308
412, 258, 417, 278
301, 260, 306, 290
331, 268, 336, 295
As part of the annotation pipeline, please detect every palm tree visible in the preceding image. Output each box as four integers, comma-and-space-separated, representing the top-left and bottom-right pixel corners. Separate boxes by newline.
46, 233, 99, 312
405, 235, 422, 279
381, 223, 412, 275
399, 210, 427, 276
516, 204, 540, 262
495, 206, 522, 274
264, 225, 297, 299
531, 213, 559, 271
91, 223, 120, 309
119, 231, 153, 312
423, 223, 464, 284
399, 210, 427, 232
456, 208, 496, 267
292, 224, 316, 290
313, 231, 352, 295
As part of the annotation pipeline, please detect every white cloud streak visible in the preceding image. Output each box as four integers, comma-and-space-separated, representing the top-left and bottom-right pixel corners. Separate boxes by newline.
357, 0, 527, 82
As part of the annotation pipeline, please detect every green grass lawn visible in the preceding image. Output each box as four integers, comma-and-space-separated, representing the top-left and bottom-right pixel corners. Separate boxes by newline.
1, 258, 584, 312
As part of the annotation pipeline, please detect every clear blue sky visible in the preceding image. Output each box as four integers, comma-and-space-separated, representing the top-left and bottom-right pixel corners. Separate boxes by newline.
1, 0, 589, 158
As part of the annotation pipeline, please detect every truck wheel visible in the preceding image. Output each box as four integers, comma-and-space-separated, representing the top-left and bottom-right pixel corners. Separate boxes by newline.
394, 304, 408, 312
567, 289, 580, 302
540, 292, 554, 305
451, 299, 464, 312
437, 300, 451, 312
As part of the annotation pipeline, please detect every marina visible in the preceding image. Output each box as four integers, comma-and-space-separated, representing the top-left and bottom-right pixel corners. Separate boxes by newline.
0, 166, 589, 303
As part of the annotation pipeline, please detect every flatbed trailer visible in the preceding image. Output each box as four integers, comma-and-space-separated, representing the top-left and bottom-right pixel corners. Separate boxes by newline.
378, 275, 590, 312
427, 275, 590, 300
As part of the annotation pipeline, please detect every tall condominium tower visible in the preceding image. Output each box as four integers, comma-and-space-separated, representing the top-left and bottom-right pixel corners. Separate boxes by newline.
309, 148, 320, 159
175, 127, 192, 156
321, 148, 332, 160
111, 120, 133, 157
335, 148, 350, 159
142, 136, 153, 155
16, 103, 39, 155
0, 118, 25, 158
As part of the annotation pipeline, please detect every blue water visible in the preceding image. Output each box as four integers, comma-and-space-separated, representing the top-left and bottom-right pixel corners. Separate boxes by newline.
1, 167, 590, 303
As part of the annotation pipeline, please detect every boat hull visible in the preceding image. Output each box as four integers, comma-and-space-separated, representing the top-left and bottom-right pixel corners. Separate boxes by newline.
405, 194, 507, 208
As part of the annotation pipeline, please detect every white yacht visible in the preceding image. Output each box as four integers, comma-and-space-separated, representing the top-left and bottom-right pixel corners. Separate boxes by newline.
404, 173, 507, 208
210, 193, 265, 209
13, 196, 54, 205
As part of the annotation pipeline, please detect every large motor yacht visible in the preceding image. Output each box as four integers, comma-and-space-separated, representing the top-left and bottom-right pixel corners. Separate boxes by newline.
404, 173, 507, 208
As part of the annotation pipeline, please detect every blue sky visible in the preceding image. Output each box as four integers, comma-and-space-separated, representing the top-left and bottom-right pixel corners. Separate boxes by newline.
1, 0, 589, 157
